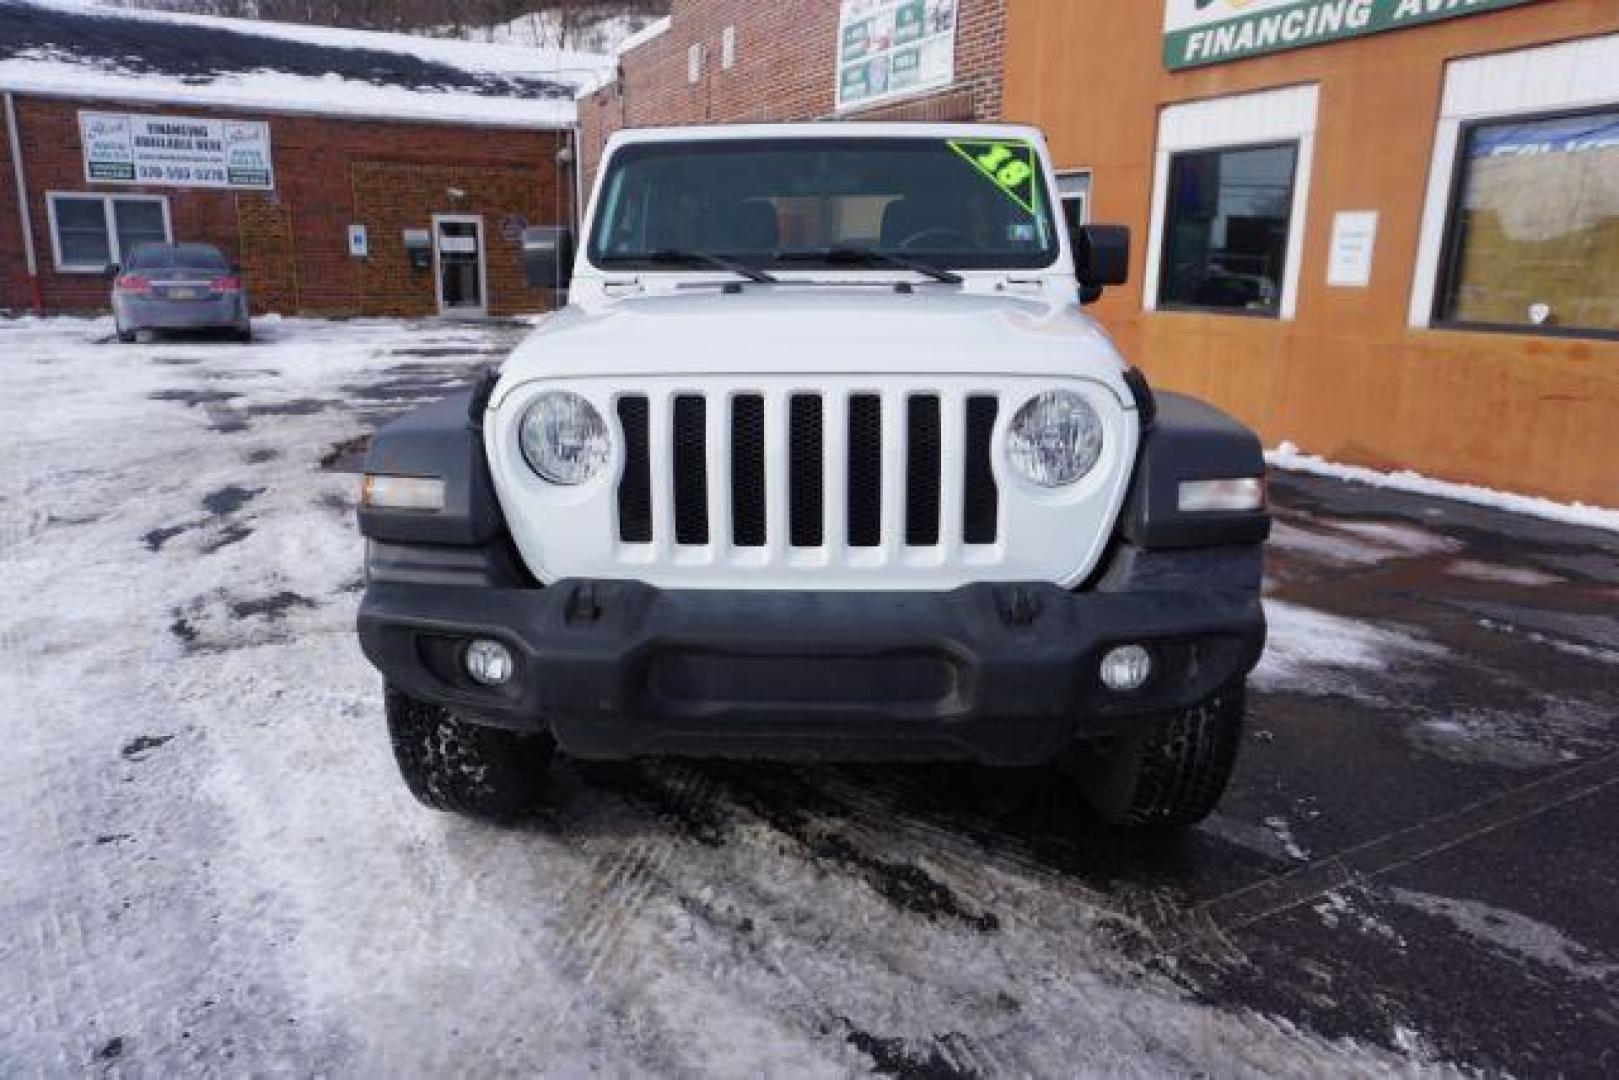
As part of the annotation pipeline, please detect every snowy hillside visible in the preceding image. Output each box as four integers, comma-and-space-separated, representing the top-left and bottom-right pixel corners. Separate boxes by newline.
432, 10, 664, 53
2, 1, 613, 127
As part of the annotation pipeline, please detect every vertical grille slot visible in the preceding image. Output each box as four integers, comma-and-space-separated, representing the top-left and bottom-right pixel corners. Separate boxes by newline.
964, 396, 999, 544
731, 394, 766, 547
789, 395, 824, 548
905, 396, 941, 546
672, 395, 709, 545
847, 394, 883, 548
616, 396, 652, 543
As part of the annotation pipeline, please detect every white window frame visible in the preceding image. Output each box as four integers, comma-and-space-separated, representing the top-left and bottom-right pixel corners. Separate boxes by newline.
431, 213, 488, 319
687, 43, 704, 84
1143, 84, 1319, 320
46, 192, 172, 274
721, 26, 736, 71
1409, 34, 1619, 330
1057, 169, 1092, 229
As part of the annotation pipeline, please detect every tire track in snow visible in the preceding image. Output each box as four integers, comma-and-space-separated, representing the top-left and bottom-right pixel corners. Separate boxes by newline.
583, 762, 1241, 1076
548, 762, 1011, 1075
547, 764, 718, 1030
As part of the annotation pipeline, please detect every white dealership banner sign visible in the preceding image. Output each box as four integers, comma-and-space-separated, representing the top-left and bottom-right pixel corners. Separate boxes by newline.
79, 111, 274, 190
836, 0, 957, 111
1163, 0, 1547, 71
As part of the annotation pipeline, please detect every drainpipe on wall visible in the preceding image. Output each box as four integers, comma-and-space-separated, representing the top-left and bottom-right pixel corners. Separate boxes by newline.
3, 92, 43, 313
569, 126, 584, 233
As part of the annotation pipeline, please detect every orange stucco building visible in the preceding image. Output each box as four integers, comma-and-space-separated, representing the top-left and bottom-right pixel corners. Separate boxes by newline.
1003, 0, 1619, 506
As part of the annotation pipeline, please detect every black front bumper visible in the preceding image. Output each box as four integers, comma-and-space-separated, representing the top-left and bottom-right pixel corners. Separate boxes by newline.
358, 578, 1265, 766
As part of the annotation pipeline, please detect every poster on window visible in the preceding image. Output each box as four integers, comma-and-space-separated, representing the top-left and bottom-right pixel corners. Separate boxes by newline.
836, 0, 956, 111
79, 111, 274, 190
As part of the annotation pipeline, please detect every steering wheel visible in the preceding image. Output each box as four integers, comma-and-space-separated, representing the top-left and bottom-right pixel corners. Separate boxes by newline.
896, 227, 973, 252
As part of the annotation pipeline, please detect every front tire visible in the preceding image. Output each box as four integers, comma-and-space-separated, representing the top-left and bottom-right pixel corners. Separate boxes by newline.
386, 686, 554, 821
1075, 681, 1246, 832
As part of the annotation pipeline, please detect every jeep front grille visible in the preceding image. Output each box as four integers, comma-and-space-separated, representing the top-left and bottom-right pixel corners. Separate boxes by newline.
615, 389, 1000, 553
491, 374, 1137, 590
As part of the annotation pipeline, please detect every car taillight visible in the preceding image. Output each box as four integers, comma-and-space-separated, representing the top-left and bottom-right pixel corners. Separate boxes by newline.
115, 274, 151, 293
211, 276, 242, 292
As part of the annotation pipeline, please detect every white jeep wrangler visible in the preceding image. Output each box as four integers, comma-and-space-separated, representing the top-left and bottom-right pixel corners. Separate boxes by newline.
357, 123, 1269, 831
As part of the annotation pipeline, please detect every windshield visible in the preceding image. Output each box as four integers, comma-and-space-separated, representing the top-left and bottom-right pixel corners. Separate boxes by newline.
588, 137, 1061, 272
127, 244, 228, 271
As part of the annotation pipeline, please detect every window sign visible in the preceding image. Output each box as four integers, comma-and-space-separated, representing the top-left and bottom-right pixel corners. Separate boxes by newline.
1327, 211, 1378, 288
1163, 0, 1548, 72
836, 0, 956, 111
948, 140, 1040, 215
1435, 108, 1619, 337
79, 111, 274, 190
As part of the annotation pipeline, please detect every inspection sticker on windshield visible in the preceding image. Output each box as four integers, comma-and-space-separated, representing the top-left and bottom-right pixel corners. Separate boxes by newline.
948, 140, 1041, 215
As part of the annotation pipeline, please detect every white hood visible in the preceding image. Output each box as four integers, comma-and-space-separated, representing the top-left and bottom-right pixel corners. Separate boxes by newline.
492, 288, 1134, 407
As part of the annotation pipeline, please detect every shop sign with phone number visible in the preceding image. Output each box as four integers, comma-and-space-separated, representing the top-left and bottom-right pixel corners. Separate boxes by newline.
79, 110, 274, 190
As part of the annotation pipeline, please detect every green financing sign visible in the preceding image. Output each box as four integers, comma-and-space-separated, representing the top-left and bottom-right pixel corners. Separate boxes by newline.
1163, 0, 1546, 71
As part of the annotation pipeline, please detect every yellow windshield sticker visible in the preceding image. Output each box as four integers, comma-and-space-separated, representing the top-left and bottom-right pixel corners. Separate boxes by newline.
948, 139, 1041, 215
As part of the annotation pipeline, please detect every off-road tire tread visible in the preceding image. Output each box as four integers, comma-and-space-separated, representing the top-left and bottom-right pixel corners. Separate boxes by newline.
386, 686, 554, 821
1086, 682, 1245, 832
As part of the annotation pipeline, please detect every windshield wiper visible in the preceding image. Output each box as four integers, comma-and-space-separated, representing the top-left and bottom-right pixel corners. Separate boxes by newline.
781, 247, 963, 285
646, 249, 778, 284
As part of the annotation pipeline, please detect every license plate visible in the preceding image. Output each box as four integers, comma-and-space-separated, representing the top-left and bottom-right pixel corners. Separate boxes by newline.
167, 288, 199, 300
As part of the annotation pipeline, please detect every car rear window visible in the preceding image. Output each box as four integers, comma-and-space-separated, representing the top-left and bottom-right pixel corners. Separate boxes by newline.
127, 244, 229, 271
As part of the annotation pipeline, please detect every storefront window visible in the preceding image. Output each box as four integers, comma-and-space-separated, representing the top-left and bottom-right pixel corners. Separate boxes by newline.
48, 194, 170, 272
1436, 108, 1619, 337
1157, 143, 1297, 316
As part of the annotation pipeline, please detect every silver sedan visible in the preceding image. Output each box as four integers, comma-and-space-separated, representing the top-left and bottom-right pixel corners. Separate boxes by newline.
111, 242, 252, 343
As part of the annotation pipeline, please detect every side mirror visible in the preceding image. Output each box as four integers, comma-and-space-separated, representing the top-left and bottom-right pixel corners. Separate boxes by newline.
523, 226, 575, 291
1075, 224, 1130, 303
104, 263, 120, 278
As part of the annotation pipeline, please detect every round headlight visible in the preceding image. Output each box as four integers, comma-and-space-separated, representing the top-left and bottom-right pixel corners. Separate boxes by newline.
519, 391, 610, 486
1007, 390, 1104, 488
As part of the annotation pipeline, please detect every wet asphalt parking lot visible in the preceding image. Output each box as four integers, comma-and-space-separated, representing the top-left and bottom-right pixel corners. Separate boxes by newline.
2, 315, 1615, 1076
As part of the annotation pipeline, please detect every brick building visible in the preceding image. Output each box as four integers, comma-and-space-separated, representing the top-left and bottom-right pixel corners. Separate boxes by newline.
1008, 0, 1619, 507
1, 1, 609, 318
578, 0, 1006, 192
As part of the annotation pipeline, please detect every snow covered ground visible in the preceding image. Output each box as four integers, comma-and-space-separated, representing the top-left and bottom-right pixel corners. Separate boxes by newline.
2, 315, 1613, 1075
1268, 441, 1619, 532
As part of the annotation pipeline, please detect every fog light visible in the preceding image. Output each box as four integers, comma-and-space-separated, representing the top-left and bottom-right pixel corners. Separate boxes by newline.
463, 639, 514, 687
1100, 644, 1153, 692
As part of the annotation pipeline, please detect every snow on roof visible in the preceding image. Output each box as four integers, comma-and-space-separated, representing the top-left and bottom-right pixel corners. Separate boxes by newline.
574, 15, 670, 98
0, 0, 613, 128
615, 15, 671, 57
